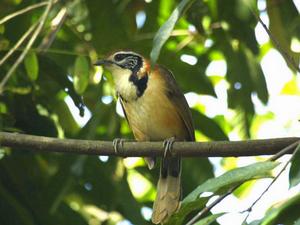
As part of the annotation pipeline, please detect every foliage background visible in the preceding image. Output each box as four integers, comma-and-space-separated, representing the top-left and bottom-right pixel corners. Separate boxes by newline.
0, 0, 299, 224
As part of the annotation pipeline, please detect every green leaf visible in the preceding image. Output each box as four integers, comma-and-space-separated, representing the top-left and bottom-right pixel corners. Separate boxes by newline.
261, 192, 300, 225
165, 197, 209, 225
192, 109, 228, 141
281, 77, 300, 95
74, 56, 89, 94
150, 0, 195, 65
194, 213, 225, 225
167, 161, 278, 225
184, 161, 279, 204
24, 52, 39, 81
289, 143, 300, 188
267, 0, 300, 71
244, 47, 268, 104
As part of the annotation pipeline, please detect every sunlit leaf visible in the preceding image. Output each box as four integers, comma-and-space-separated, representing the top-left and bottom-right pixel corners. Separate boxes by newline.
233, 179, 257, 199
281, 77, 300, 95
24, 52, 39, 81
192, 110, 228, 141
267, 0, 300, 71
5, 87, 32, 95
127, 169, 155, 201
0, 25, 5, 34
74, 56, 89, 94
183, 161, 279, 204
261, 192, 300, 225
167, 161, 278, 225
250, 112, 275, 138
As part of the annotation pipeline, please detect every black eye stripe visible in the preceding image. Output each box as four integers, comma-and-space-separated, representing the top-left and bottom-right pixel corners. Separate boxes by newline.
113, 53, 143, 73
114, 54, 127, 61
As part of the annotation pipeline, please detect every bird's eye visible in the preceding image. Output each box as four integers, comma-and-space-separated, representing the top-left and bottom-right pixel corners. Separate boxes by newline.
114, 54, 126, 61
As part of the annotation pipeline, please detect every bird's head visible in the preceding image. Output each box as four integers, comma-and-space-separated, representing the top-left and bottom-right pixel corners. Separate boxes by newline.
94, 51, 149, 77
94, 51, 150, 101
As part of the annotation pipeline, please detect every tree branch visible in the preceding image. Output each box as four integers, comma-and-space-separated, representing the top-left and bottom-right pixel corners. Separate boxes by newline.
0, 132, 299, 157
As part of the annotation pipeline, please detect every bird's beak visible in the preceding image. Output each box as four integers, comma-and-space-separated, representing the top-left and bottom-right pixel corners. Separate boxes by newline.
93, 59, 113, 66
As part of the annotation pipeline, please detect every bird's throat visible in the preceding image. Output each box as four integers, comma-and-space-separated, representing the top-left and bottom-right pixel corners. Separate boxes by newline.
129, 72, 148, 98
114, 71, 148, 102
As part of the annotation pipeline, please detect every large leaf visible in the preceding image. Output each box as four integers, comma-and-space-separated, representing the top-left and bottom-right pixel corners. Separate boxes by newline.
260, 192, 300, 225
266, 0, 300, 71
192, 109, 228, 141
150, 0, 195, 64
183, 161, 279, 204
74, 56, 89, 94
167, 161, 279, 225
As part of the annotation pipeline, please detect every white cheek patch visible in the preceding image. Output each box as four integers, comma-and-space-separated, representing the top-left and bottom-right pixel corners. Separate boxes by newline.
109, 66, 137, 101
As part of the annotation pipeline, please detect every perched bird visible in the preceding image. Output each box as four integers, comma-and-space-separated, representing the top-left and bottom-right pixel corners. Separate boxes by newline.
95, 51, 195, 224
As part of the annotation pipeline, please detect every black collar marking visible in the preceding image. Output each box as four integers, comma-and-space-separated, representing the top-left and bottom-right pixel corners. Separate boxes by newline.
129, 73, 148, 97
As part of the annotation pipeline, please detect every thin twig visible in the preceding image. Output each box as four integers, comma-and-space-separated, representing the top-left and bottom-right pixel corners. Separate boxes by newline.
0, 1, 56, 25
269, 141, 300, 161
245, 2, 300, 73
0, 47, 89, 57
0, 0, 55, 94
176, 35, 194, 51
242, 141, 300, 223
185, 141, 300, 225
0, 20, 39, 67
38, 7, 68, 53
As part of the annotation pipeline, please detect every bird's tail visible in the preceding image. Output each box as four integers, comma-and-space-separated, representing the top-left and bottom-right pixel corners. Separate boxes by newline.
151, 156, 181, 224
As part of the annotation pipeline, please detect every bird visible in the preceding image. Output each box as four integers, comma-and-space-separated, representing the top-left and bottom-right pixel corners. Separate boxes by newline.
94, 51, 195, 224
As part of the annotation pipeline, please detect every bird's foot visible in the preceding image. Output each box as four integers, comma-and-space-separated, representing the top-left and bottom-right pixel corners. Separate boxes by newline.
113, 138, 134, 156
163, 137, 176, 157
113, 138, 125, 155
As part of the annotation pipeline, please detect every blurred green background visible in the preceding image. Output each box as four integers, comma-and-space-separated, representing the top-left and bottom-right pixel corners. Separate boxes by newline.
0, 0, 299, 224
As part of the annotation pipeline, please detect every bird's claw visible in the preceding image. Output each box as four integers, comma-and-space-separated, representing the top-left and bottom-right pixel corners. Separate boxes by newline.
163, 137, 176, 157
113, 138, 124, 155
